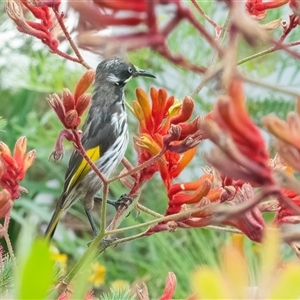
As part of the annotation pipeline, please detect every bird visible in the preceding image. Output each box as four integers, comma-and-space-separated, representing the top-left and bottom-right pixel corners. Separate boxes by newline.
45, 58, 155, 239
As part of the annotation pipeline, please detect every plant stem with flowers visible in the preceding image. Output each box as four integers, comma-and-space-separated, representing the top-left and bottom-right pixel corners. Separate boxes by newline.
3, 0, 300, 298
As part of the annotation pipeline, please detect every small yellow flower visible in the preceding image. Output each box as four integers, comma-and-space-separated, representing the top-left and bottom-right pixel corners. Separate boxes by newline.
50, 245, 68, 270
89, 262, 106, 287
111, 280, 130, 291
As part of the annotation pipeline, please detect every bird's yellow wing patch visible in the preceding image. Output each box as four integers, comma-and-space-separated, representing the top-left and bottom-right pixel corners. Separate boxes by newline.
67, 146, 100, 191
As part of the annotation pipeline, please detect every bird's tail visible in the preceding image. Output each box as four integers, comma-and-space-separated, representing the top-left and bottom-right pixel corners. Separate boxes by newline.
44, 196, 65, 240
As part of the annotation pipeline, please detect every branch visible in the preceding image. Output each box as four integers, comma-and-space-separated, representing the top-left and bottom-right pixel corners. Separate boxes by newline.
53, 8, 91, 69
237, 40, 300, 65
190, 11, 231, 98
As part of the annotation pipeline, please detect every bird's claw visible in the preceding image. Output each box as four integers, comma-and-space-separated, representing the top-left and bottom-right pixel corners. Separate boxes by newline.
108, 194, 133, 211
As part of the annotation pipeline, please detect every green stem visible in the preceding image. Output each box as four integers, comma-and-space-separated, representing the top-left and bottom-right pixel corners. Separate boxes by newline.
240, 73, 300, 98
3, 213, 16, 266
206, 225, 242, 234
52, 185, 109, 297
106, 190, 140, 232
136, 203, 164, 218
125, 100, 135, 115
55, 227, 105, 296
107, 151, 164, 183
105, 206, 208, 235
106, 221, 243, 248
238, 40, 300, 65
100, 183, 108, 236
105, 231, 147, 247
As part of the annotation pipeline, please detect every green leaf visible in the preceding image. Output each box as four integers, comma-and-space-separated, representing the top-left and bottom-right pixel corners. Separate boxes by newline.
16, 239, 54, 300
0, 116, 6, 132
0, 254, 14, 297
100, 287, 135, 300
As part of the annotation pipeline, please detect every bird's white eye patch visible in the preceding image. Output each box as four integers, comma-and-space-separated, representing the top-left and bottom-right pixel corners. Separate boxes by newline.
107, 73, 120, 85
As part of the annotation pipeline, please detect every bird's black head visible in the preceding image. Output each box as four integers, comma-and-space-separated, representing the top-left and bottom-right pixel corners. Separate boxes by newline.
95, 58, 155, 86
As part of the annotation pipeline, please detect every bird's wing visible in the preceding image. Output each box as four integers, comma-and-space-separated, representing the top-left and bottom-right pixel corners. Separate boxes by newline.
62, 114, 118, 194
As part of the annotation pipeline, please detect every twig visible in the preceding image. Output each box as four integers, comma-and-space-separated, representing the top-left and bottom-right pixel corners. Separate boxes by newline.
3, 213, 16, 266
107, 151, 165, 183
237, 40, 300, 66
190, 0, 221, 32
271, 37, 300, 62
206, 225, 242, 234
52, 9, 91, 70
190, 12, 231, 98
136, 203, 164, 218
106, 218, 243, 249
186, 10, 224, 58
105, 206, 209, 235
212, 185, 280, 224
107, 193, 142, 232
105, 232, 148, 248
283, 230, 300, 244
100, 183, 109, 236
124, 100, 135, 115
54, 48, 87, 65
240, 73, 300, 98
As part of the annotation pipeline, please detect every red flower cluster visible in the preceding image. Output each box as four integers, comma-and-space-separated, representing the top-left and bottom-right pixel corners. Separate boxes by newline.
6, 0, 61, 51
69, 1, 214, 73
136, 272, 177, 300
0, 137, 36, 217
132, 84, 269, 242
275, 188, 300, 224
58, 287, 94, 300
206, 80, 273, 187
133, 88, 232, 228
222, 183, 265, 242
245, 0, 300, 21
133, 87, 202, 190
47, 69, 95, 130
245, 0, 288, 19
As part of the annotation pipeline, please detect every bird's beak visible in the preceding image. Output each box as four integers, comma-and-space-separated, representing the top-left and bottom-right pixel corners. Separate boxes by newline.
134, 67, 156, 79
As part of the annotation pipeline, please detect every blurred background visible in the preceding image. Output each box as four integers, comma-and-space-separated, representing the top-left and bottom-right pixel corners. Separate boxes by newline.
1, 2, 300, 297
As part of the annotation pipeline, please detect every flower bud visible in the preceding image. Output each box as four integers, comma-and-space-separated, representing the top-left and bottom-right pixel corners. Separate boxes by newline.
170, 96, 194, 125
76, 93, 91, 116
179, 116, 203, 138
260, 18, 282, 31
62, 88, 75, 112
47, 93, 66, 125
5, 0, 24, 22
23, 150, 37, 173
65, 110, 80, 129
74, 69, 95, 103
14, 136, 27, 167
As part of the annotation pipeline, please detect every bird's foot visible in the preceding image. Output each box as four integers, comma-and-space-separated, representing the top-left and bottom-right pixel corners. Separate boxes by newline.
94, 194, 133, 211
108, 194, 133, 211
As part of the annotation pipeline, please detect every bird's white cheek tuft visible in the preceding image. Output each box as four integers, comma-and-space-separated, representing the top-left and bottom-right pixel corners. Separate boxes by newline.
123, 76, 132, 83
107, 73, 120, 85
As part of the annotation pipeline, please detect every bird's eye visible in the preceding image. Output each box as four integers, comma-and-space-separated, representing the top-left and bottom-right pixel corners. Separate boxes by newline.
127, 66, 133, 74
